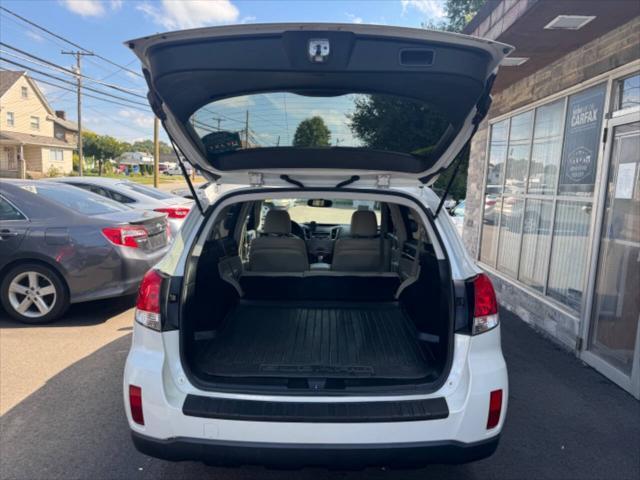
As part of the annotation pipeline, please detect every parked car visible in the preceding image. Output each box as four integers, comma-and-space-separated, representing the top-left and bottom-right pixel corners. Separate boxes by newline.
49, 177, 193, 237
164, 165, 193, 176
0, 180, 170, 324
450, 200, 465, 236
123, 23, 510, 468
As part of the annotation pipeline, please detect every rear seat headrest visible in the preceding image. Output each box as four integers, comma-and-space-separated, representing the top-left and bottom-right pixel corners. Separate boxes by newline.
350, 210, 378, 237
263, 209, 291, 235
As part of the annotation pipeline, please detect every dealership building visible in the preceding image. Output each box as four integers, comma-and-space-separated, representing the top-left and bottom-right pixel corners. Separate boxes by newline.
461, 1, 639, 398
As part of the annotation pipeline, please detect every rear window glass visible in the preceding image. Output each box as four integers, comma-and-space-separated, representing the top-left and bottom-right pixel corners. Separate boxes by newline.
21, 184, 126, 215
190, 92, 449, 157
262, 199, 380, 225
118, 182, 174, 200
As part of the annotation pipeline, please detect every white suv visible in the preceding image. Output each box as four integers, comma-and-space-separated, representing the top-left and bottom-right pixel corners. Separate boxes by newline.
123, 23, 511, 468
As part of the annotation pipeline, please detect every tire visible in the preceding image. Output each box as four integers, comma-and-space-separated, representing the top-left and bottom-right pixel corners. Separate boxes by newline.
0, 263, 69, 324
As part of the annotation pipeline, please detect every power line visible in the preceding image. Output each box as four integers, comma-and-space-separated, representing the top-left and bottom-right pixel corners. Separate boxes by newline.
0, 68, 150, 113
0, 57, 150, 106
0, 42, 145, 97
0, 5, 144, 78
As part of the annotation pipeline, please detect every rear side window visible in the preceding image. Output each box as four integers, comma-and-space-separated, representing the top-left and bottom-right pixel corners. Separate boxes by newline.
22, 184, 126, 216
0, 196, 26, 221
118, 182, 174, 200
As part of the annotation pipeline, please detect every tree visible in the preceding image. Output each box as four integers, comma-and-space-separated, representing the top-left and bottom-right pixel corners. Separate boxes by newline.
349, 0, 486, 200
292, 116, 331, 147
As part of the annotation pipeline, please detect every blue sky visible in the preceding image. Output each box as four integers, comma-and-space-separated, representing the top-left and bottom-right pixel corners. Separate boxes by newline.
0, 1, 448, 143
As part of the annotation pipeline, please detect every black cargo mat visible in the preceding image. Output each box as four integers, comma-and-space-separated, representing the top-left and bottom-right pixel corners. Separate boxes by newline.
194, 302, 433, 379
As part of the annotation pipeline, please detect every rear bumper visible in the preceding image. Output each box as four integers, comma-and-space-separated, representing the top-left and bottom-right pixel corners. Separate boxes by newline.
131, 431, 500, 468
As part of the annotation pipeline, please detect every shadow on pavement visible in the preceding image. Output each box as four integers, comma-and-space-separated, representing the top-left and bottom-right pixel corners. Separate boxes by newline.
1, 310, 638, 480
0, 294, 136, 329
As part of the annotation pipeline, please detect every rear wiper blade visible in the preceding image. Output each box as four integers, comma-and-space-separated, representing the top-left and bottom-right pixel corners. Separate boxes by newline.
280, 175, 305, 188
335, 175, 360, 188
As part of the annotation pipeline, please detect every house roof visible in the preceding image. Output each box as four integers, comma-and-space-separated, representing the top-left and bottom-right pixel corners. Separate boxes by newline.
0, 131, 75, 148
0, 70, 24, 97
0, 70, 55, 115
49, 115, 78, 132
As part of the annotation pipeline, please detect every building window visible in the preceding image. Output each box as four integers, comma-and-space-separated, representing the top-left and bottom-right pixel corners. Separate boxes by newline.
479, 82, 607, 313
49, 149, 64, 162
30, 116, 39, 130
6, 111, 14, 127
616, 73, 640, 111
21, 86, 28, 99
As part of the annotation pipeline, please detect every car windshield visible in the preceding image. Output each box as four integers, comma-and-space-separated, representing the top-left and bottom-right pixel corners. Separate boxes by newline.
262, 199, 381, 225
21, 184, 127, 215
118, 182, 175, 200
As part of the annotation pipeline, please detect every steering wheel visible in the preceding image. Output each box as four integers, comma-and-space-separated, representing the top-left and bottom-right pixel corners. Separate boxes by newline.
290, 221, 306, 239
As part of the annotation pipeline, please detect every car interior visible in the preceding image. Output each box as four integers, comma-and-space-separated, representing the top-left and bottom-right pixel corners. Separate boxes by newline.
179, 196, 454, 393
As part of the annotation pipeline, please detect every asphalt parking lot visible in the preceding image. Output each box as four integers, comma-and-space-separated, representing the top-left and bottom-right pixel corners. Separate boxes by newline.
1, 302, 638, 480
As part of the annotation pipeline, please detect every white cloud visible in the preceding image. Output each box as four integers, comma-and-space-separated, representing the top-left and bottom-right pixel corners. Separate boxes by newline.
137, 0, 240, 30
240, 15, 257, 24
401, 0, 446, 20
345, 13, 363, 24
25, 31, 44, 42
61, 0, 106, 17
118, 109, 154, 129
110, 0, 123, 11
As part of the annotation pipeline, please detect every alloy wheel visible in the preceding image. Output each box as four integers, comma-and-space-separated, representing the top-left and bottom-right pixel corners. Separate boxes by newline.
7, 271, 57, 319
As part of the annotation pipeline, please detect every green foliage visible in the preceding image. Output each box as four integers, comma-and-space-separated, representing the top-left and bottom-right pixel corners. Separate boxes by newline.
349, 96, 448, 154
45, 165, 61, 178
422, 0, 486, 33
130, 139, 172, 155
82, 131, 126, 162
292, 116, 331, 147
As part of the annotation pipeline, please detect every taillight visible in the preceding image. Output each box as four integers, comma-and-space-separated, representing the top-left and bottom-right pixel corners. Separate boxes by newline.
154, 206, 190, 219
129, 385, 144, 425
472, 273, 499, 335
102, 225, 148, 248
487, 389, 503, 429
135, 269, 163, 331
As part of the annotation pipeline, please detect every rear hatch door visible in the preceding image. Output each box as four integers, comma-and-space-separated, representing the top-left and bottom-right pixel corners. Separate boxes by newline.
129, 23, 512, 187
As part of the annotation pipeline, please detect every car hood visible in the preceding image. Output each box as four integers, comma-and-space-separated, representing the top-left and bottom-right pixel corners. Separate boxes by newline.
128, 23, 512, 188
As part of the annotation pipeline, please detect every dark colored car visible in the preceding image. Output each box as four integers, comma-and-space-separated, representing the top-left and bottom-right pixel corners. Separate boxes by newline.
0, 180, 170, 324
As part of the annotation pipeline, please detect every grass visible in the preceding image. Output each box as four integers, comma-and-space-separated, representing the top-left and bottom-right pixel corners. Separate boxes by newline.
80, 172, 206, 186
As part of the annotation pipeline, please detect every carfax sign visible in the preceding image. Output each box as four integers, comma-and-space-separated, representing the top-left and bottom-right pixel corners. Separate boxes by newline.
559, 83, 606, 193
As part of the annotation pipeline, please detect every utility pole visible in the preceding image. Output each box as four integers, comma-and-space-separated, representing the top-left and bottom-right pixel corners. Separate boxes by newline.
153, 116, 160, 188
62, 50, 94, 176
244, 110, 249, 148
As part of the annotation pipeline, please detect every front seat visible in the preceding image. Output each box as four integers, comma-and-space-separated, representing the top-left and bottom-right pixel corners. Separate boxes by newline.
332, 210, 382, 271
248, 210, 309, 272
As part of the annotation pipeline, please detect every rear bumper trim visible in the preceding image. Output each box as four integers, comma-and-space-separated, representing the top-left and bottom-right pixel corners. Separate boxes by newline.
182, 394, 449, 422
131, 431, 500, 467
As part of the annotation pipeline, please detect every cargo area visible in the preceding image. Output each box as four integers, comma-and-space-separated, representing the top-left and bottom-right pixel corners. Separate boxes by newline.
178, 194, 454, 394
193, 301, 435, 381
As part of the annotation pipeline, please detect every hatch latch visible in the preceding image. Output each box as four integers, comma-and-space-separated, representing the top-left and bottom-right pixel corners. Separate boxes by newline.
376, 174, 391, 189
249, 172, 264, 187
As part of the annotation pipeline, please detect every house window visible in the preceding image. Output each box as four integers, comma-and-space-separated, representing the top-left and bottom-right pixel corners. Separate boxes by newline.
479, 82, 607, 314
6, 112, 14, 127
30, 116, 39, 130
616, 73, 640, 111
49, 149, 64, 162
21, 86, 28, 99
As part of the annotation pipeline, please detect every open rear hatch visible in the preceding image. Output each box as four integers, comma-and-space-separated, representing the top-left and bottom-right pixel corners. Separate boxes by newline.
128, 23, 511, 187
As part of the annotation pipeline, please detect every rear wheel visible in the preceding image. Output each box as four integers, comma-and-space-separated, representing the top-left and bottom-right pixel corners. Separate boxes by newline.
0, 263, 69, 324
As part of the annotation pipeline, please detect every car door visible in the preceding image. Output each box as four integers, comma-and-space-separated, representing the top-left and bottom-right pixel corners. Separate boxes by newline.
129, 24, 511, 188
0, 195, 29, 260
